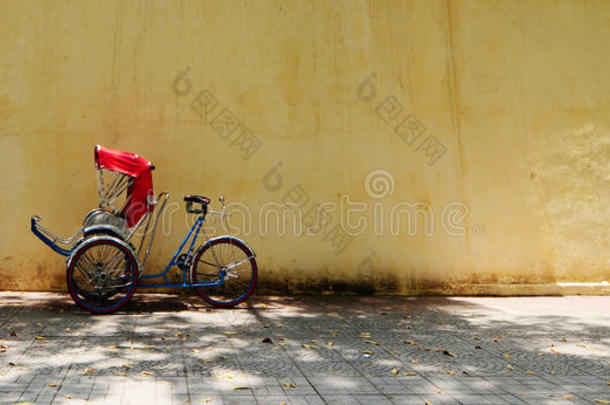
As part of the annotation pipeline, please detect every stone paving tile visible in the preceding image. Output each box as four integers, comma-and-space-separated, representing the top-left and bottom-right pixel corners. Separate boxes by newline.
0, 293, 609, 404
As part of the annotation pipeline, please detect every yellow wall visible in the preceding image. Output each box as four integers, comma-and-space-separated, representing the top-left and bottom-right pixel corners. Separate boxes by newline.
1, 0, 610, 293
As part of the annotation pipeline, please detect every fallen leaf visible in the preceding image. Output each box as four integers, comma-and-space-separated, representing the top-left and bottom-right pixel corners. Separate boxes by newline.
302, 343, 320, 350
202, 399, 213, 403
48, 383, 58, 387
262, 338, 273, 344
35, 336, 45, 341
117, 372, 128, 377
224, 331, 238, 336
594, 400, 610, 404
549, 370, 556, 375
231, 386, 249, 391
392, 368, 399, 375
537, 352, 545, 356
81, 368, 96, 376
562, 337, 567, 343
219, 355, 227, 359
411, 359, 419, 364
9, 331, 17, 337
140, 371, 153, 377
526, 370, 535, 375
507, 364, 515, 370
404, 340, 417, 346
607, 380, 610, 385
175, 331, 183, 337
107, 345, 117, 349
365, 339, 380, 346
330, 331, 339, 336
438, 388, 443, 393
215, 375, 234, 380
425, 401, 431, 405
122, 364, 133, 369
404, 325, 412, 329
403, 372, 416, 377
281, 382, 296, 388
563, 394, 575, 400
192, 348, 200, 353
503, 353, 512, 359
551, 348, 561, 354
359, 332, 371, 338
363, 350, 374, 355
442, 349, 459, 358
327, 342, 334, 347
446, 370, 455, 376
64, 395, 74, 399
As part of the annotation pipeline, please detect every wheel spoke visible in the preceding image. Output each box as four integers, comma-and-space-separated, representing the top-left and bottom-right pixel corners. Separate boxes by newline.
191, 239, 256, 307
68, 239, 137, 314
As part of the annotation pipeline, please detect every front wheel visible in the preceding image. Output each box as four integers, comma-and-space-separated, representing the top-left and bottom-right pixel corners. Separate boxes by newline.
66, 236, 139, 314
190, 236, 257, 308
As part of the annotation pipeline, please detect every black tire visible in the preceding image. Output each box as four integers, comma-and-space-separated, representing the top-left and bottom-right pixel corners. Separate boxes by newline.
67, 237, 139, 314
190, 237, 257, 308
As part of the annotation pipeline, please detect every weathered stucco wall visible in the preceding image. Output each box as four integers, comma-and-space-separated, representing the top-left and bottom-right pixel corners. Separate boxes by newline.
1, 0, 609, 294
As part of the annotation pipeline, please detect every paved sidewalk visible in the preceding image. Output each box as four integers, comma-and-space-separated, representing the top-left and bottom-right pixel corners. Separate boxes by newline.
0, 293, 608, 404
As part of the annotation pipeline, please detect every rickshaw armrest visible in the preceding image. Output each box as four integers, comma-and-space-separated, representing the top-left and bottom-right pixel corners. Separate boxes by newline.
30, 215, 81, 257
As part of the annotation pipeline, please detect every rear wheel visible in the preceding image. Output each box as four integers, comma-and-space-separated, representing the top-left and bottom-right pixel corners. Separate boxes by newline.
191, 237, 257, 308
67, 237, 139, 314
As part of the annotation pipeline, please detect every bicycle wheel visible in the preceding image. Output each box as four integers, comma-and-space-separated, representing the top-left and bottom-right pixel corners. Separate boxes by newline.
191, 236, 257, 308
66, 236, 139, 314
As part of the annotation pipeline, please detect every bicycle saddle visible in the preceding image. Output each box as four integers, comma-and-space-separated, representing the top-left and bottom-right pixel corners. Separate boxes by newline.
184, 195, 210, 205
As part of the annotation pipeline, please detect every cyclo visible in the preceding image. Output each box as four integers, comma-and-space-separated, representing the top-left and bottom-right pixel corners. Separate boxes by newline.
31, 145, 257, 314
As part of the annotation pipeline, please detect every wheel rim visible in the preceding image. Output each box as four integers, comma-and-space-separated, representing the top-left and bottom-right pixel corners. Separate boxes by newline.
193, 239, 255, 306
69, 239, 137, 312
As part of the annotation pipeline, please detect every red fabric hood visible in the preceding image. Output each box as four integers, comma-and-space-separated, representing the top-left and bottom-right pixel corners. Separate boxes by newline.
94, 145, 155, 227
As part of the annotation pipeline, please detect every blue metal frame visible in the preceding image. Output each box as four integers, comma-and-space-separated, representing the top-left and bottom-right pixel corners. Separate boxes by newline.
138, 216, 225, 288
31, 213, 227, 289
30, 217, 72, 256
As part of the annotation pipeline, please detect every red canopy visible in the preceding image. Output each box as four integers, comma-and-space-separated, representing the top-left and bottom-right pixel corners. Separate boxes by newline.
94, 145, 155, 227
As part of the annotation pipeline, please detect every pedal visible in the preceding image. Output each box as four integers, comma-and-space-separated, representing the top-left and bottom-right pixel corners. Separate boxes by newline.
177, 253, 190, 271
